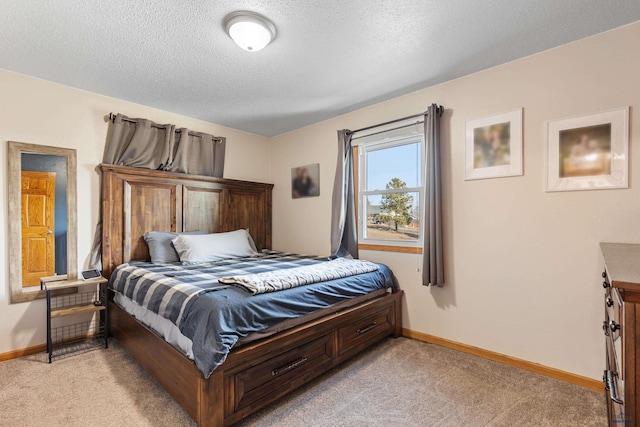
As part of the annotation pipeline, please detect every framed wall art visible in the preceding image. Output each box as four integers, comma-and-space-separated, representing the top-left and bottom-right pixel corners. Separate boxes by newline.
465, 108, 523, 180
546, 107, 628, 192
291, 163, 320, 198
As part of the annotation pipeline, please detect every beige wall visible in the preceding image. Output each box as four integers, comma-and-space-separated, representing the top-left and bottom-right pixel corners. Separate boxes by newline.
271, 22, 640, 380
0, 69, 271, 354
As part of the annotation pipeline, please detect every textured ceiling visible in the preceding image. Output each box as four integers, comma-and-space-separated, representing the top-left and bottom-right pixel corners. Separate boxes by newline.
1, 1, 639, 137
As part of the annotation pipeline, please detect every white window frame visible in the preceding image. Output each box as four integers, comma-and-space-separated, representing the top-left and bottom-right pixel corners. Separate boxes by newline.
357, 133, 425, 248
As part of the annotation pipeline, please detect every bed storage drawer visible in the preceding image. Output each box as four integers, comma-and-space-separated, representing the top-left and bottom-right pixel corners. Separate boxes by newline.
338, 305, 394, 356
229, 333, 334, 414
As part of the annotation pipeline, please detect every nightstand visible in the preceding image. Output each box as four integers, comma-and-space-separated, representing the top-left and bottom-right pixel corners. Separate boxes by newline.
43, 276, 109, 363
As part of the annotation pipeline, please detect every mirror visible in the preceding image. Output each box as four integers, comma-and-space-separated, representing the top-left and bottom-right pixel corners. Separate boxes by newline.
8, 142, 77, 303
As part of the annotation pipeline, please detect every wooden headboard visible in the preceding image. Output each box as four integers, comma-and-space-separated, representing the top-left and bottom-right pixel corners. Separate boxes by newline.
100, 164, 273, 277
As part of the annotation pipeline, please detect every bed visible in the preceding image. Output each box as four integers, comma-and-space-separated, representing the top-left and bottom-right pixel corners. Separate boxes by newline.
101, 164, 403, 426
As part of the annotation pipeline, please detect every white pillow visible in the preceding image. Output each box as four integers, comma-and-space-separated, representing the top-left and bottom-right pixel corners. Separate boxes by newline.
172, 229, 257, 264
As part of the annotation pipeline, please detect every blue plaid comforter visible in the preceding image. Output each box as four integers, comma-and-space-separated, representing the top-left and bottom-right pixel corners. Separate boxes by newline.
109, 251, 395, 377
108, 251, 327, 328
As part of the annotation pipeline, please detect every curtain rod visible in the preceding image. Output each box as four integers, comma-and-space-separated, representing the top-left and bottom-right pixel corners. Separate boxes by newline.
347, 105, 444, 136
351, 121, 424, 141
108, 113, 223, 141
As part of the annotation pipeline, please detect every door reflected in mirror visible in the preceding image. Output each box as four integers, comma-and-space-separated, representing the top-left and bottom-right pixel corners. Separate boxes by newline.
8, 141, 77, 303
21, 153, 68, 287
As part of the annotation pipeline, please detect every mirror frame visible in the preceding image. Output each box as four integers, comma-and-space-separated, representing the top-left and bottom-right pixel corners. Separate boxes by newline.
8, 141, 78, 303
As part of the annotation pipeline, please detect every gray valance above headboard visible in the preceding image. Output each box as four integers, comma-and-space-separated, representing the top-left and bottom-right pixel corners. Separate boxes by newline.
104, 113, 226, 177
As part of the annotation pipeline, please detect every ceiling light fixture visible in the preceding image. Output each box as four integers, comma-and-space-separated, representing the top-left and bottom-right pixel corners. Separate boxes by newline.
224, 11, 276, 52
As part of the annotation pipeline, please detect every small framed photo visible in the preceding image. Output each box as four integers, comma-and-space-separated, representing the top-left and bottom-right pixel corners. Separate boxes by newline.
546, 107, 629, 192
291, 163, 320, 198
465, 108, 523, 180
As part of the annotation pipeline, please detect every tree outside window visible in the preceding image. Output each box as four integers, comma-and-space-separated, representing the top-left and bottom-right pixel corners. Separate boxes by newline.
379, 178, 413, 232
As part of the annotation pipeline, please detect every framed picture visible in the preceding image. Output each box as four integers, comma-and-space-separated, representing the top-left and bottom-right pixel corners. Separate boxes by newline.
465, 108, 523, 180
546, 107, 628, 192
291, 163, 320, 198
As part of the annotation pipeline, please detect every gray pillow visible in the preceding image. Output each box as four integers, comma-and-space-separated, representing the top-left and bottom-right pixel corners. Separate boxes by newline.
247, 230, 258, 252
144, 230, 207, 263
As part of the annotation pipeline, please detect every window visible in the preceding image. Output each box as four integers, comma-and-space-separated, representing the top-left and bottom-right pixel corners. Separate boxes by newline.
356, 129, 424, 252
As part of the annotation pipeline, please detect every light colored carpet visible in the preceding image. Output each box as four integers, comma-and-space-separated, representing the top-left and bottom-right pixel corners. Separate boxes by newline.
0, 337, 605, 426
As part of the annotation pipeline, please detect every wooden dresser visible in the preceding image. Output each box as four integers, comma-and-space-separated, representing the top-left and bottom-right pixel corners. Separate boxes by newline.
601, 242, 640, 426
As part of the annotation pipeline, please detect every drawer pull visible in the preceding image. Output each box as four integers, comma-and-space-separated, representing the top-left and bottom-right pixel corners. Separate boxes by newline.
357, 322, 378, 335
271, 357, 308, 377
603, 280, 611, 289
606, 296, 614, 307
609, 320, 620, 333
603, 321, 610, 336
604, 370, 624, 404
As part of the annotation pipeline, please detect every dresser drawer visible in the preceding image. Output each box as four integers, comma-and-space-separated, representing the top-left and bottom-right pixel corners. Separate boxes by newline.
338, 306, 394, 355
604, 289, 624, 384
604, 368, 626, 426
605, 331, 623, 388
605, 288, 623, 342
229, 333, 334, 414
604, 320, 624, 412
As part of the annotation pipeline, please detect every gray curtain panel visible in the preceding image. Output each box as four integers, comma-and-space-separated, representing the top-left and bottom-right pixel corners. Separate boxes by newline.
169, 128, 226, 177
330, 130, 358, 259
89, 114, 226, 269
423, 104, 444, 287
103, 114, 174, 169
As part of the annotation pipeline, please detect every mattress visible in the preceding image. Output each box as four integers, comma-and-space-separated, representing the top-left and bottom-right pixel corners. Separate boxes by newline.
115, 292, 194, 358
109, 251, 396, 377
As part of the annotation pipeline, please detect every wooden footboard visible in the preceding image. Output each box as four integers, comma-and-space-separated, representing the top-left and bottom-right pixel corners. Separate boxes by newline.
110, 289, 403, 427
